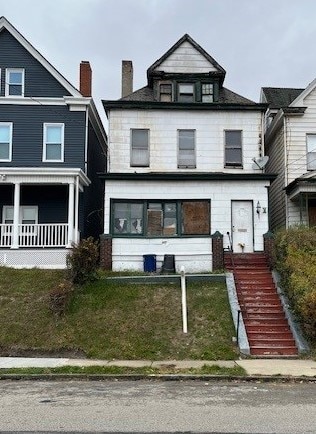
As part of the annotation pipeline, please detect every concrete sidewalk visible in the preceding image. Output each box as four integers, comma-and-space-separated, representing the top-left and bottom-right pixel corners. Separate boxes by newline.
0, 357, 316, 377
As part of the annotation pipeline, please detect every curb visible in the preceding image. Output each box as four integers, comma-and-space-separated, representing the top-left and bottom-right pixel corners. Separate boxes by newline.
0, 374, 315, 382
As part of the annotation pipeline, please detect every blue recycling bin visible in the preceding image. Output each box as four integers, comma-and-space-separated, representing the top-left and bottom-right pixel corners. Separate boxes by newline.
143, 254, 157, 272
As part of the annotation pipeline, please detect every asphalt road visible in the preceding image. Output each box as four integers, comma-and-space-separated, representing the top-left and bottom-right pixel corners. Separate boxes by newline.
0, 380, 315, 433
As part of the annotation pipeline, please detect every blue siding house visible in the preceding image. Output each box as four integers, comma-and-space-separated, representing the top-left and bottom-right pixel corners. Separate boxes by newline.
0, 17, 107, 268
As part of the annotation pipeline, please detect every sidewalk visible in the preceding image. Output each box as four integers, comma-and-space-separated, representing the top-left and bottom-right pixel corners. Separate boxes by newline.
0, 357, 316, 377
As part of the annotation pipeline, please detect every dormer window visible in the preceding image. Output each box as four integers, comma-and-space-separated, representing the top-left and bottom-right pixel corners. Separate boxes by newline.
160, 84, 172, 102
202, 83, 214, 102
5, 68, 24, 96
178, 83, 195, 102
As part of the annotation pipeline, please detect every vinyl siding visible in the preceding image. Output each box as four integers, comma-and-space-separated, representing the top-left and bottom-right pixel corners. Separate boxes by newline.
265, 122, 286, 230
0, 105, 86, 169
0, 28, 71, 97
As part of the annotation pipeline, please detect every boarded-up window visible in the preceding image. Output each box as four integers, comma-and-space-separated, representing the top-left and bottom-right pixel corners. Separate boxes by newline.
182, 201, 210, 235
147, 209, 163, 236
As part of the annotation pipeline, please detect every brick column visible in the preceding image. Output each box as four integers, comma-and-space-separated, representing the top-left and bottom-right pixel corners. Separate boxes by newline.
211, 231, 224, 271
100, 235, 112, 270
263, 231, 275, 269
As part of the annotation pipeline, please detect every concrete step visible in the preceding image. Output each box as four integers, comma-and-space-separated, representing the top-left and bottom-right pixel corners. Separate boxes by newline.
251, 346, 298, 356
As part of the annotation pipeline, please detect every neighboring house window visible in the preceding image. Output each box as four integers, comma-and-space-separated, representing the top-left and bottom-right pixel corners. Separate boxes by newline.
130, 129, 149, 167
2, 206, 38, 225
307, 134, 316, 170
43, 123, 64, 162
178, 130, 196, 168
225, 130, 242, 167
112, 200, 210, 236
178, 83, 195, 102
5, 68, 24, 96
201, 83, 214, 102
160, 84, 172, 102
0, 123, 12, 161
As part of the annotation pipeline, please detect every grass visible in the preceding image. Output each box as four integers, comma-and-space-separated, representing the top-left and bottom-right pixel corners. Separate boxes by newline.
0, 365, 246, 376
0, 267, 238, 360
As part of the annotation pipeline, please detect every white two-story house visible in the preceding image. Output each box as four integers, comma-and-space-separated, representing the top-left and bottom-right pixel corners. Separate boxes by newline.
261, 83, 316, 229
101, 34, 275, 272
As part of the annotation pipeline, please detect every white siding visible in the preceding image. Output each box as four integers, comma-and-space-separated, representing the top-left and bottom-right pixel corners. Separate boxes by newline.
109, 110, 263, 173
153, 41, 218, 74
104, 179, 270, 272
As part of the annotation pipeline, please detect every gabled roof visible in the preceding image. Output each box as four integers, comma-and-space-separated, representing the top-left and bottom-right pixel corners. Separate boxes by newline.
147, 34, 226, 85
289, 77, 316, 107
0, 16, 82, 97
261, 87, 304, 109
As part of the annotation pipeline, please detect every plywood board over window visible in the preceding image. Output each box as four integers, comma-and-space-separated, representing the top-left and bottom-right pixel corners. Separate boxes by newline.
147, 209, 162, 235
182, 201, 210, 235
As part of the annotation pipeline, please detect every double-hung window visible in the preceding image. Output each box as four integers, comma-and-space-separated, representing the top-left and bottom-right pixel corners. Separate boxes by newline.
130, 129, 149, 167
43, 123, 64, 162
178, 129, 196, 168
178, 83, 195, 102
307, 134, 316, 170
201, 83, 214, 102
2, 205, 38, 236
225, 130, 242, 167
0, 123, 12, 161
5, 68, 24, 96
159, 84, 172, 102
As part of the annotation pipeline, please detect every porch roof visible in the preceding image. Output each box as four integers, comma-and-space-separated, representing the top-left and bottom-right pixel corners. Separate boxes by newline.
286, 173, 316, 200
0, 168, 90, 188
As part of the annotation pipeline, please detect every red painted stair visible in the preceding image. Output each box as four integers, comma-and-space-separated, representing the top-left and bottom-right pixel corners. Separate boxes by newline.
225, 253, 298, 357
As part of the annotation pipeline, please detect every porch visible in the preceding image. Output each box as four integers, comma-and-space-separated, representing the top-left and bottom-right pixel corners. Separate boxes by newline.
286, 173, 316, 226
0, 223, 69, 248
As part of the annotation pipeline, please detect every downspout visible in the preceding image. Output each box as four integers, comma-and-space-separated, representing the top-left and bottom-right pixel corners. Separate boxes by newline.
283, 115, 289, 228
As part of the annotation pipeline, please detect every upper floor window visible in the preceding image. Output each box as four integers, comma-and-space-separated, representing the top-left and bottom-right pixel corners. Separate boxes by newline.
225, 130, 242, 167
202, 83, 214, 102
307, 134, 316, 170
178, 129, 196, 168
5, 68, 24, 96
178, 83, 195, 102
43, 123, 64, 162
130, 129, 149, 167
0, 123, 13, 161
160, 84, 172, 102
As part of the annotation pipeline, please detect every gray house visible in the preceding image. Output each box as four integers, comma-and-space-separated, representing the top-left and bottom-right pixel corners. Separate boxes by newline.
0, 17, 107, 268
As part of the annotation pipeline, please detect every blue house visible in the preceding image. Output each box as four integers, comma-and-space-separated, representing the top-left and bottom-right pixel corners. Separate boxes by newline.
0, 17, 107, 268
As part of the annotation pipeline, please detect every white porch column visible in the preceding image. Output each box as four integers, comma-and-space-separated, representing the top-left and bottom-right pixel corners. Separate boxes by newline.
11, 182, 20, 249
67, 182, 75, 248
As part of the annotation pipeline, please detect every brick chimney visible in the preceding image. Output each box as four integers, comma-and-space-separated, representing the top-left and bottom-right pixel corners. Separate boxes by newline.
80, 61, 92, 97
121, 60, 133, 98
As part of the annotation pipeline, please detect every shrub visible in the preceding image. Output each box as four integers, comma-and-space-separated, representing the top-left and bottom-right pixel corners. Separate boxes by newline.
66, 237, 99, 285
274, 226, 316, 340
49, 279, 74, 317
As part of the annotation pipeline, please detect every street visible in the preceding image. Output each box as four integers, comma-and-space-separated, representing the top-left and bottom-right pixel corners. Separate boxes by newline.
0, 380, 315, 433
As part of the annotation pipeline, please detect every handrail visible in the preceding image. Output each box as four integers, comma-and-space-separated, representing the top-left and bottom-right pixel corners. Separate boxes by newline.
226, 231, 244, 349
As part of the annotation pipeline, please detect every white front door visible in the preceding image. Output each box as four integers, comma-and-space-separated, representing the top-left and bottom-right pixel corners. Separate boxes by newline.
232, 201, 254, 253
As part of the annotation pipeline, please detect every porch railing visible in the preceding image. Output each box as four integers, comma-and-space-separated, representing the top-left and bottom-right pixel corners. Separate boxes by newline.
0, 223, 68, 248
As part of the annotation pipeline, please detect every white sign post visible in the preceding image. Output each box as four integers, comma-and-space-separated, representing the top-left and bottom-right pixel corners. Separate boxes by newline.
180, 266, 188, 334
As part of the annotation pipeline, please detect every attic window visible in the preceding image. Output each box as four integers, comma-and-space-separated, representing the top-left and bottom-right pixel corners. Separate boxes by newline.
202, 83, 214, 102
6, 68, 24, 96
160, 84, 172, 102
178, 83, 194, 102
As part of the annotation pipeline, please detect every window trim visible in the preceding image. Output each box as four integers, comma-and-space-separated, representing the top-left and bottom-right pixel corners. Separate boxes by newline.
159, 83, 173, 102
130, 128, 150, 167
0, 122, 13, 162
111, 199, 211, 237
43, 123, 65, 162
306, 133, 316, 171
177, 129, 196, 169
5, 68, 25, 97
224, 129, 243, 168
201, 83, 214, 102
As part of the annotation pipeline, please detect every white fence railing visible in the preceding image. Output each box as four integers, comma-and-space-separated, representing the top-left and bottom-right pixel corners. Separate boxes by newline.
0, 224, 68, 248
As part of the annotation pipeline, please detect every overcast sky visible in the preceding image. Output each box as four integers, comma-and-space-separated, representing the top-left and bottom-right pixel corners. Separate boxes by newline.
1, 0, 316, 127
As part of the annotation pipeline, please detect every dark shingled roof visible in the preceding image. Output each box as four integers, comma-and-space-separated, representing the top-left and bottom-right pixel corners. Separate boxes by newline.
262, 87, 304, 108
120, 85, 256, 105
